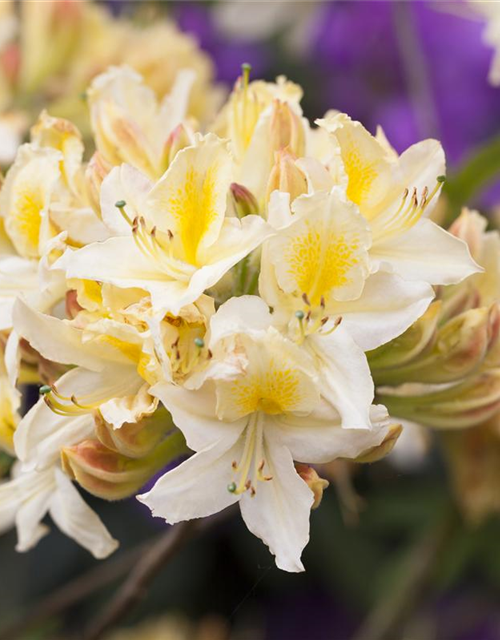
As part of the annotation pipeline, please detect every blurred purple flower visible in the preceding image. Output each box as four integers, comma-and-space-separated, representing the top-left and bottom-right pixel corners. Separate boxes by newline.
173, 2, 269, 84
307, 1, 500, 166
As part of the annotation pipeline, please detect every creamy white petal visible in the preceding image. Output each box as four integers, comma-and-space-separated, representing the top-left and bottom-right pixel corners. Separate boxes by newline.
150, 381, 246, 452
209, 295, 273, 347
271, 401, 389, 464
13, 299, 109, 371
371, 219, 481, 286
49, 469, 118, 559
138, 438, 241, 522
330, 271, 435, 351
307, 324, 374, 428
239, 434, 313, 572
100, 164, 153, 236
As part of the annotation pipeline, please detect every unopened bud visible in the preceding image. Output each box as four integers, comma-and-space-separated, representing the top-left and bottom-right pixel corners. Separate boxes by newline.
85, 152, 113, 215
266, 149, 308, 204
295, 463, 329, 509
161, 123, 194, 172
61, 429, 187, 501
95, 406, 174, 459
369, 302, 441, 376
441, 419, 500, 523
380, 370, 500, 429
230, 183, 259, 218
354, 423, 402, 463
449, 208, 487, 261
269, 100, 305, 158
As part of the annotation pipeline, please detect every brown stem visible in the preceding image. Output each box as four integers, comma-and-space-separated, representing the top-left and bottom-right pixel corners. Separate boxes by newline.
83, 520, 199, 640
0, 536, 150, 640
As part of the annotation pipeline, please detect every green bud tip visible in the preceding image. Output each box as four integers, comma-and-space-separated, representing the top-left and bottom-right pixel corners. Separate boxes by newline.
295, 310, 305, 321
437, 175, 446, 183
194, 337, 205, 349
241, 62, 252, 75
115, 200, 126, 208
227, 482, 237, 493
39, 385, 52, 395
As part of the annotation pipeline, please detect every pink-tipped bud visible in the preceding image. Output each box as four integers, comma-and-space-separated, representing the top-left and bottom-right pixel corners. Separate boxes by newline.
161, 123, 194, 172
229, 183, 259, 218
266, 149, 308, 205
269, 100, 305, 158
95, 407, 174, 459
61, 429, 186, 501
295, 463, 329, 509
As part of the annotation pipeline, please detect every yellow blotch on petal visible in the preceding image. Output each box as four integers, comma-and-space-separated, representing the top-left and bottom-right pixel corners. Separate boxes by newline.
170, 165, 219, 265
343, 145, 379, 208
286, 224, 360, 305
8, 188, 43, 258
229, 360, 301, 417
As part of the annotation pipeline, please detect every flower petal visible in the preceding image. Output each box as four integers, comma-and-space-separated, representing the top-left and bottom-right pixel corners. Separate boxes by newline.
239, 434, 313, 572
49, 468, 119, 559
150, 380, 246, 452
330, 271, 435, 351
138, 438, 241, 522
308, 324, 374, 429
371, 218, 481, 286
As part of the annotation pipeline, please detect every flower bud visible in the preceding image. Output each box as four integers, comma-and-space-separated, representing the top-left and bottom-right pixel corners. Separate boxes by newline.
441, 419, 500, 523
295, 463, 329, 509
229, 183, 260, 218
161, 123, 195, 173
375, 307, 493, 386
368, 302, 441, 375
354, 423, 402, 463
85, 152, 113, 215
95, 406, 175, 459
379, 370, 500, 429
269, 100, 305, 159
61, 429, 187, 501
265, 149, 308, 205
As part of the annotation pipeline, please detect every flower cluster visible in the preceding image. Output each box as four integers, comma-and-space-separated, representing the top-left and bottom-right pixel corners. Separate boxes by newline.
0, 0, 220, 165
0, 62, 479, 572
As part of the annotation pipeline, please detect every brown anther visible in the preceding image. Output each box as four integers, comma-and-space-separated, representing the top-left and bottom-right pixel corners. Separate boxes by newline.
258, 459, 265, 472
151, 226, 157, 237
139, 216, 146, 227
302, 292, 311, 306
167, 229, 174, 240
320, 317, 329, 326
422, 185, 429, 200
263, 475, 273, 482
175, 349, 181, 360
207, 349, 213, 359
320, 296, 326, 309
250, 486, 256, 497
306, 310, 311, 322
401, 188, 409, 201
232, 460, 238, 470
171, 336, 180, 348
334, 316, 343, 327
70, 395, 79, 405
245, 479, 252, 490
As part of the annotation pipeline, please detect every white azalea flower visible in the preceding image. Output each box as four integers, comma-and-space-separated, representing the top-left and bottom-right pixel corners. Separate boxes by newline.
139, 296, 394, 572
55, 134, 273, 316
88, 65, 196, 179
314, 113, 479, 287
0, 462, 118, 558
260, 190, 436, 351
